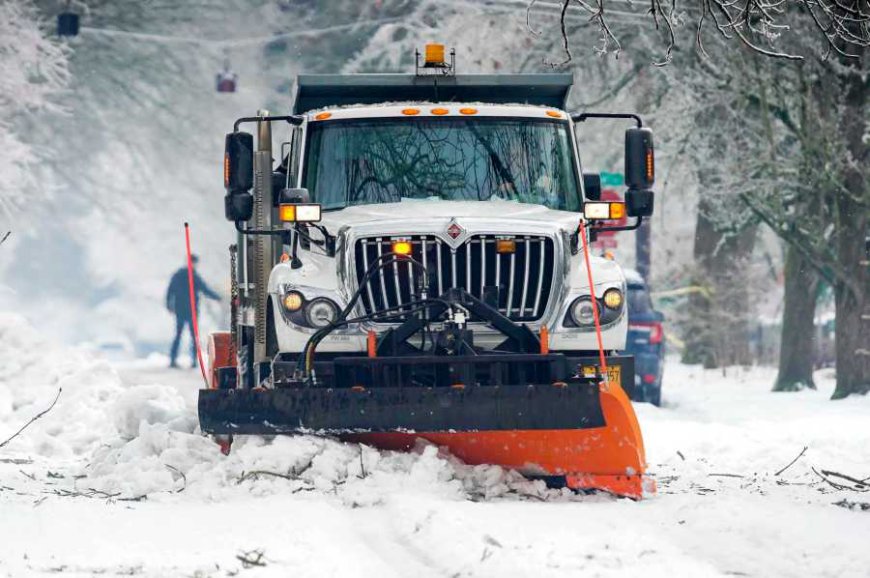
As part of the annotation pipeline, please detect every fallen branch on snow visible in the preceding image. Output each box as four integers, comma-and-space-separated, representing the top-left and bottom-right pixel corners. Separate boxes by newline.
812, 468, 870, 492
0, 231, 9, 246
0, 388, 62, 450
164, 464, 186, 493
834, 499, 870, 512
775, 446, 808, 476
236, 549, 267, 568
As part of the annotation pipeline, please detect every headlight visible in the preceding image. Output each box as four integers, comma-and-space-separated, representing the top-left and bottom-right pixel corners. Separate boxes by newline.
282, 291, 304, 312
603, 288, 623, 310
304, 298, 339, 328
570, 297, 596, 326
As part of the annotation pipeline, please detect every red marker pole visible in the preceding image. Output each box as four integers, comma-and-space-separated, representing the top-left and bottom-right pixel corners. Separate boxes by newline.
184, 223, 209, 386
578, 220, 609, 384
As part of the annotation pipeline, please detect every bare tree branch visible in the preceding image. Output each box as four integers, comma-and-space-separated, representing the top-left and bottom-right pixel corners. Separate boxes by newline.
542, 0, 870, 63
0, 388, 62, 450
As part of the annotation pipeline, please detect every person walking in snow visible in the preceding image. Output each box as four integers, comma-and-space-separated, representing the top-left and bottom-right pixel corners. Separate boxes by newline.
166, 255, 220, 368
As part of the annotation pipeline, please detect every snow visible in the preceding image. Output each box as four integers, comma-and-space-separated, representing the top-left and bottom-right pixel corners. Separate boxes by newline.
1, 314, 869, 577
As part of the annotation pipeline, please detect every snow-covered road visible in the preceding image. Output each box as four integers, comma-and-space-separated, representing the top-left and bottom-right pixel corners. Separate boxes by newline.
1, 313, 869, 577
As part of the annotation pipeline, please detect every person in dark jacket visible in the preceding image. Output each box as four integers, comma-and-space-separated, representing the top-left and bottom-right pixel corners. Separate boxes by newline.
166, 255, 220, 368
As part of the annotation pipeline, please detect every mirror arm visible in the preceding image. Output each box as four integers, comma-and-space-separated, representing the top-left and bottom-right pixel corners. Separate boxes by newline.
233, 115, 304, 133
589, 216, 644, 234
571, 112, 643, 128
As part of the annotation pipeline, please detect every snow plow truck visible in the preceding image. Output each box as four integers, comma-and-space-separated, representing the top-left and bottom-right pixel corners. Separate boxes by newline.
199, 45, 657, 498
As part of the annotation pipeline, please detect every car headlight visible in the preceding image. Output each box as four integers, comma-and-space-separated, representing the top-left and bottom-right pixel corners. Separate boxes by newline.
603, 288, 623, 310
304, 298, 339, 328
570, 297, 596, 326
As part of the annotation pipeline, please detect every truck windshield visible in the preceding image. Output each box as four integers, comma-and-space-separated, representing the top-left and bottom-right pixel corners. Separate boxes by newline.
303, 117, 581, 211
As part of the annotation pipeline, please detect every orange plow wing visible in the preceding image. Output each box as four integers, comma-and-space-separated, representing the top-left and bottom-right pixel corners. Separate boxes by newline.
344, 380, 653, 499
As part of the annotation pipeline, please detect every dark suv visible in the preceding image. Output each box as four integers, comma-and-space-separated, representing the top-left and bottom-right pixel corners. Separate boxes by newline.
624, 270, 665, 406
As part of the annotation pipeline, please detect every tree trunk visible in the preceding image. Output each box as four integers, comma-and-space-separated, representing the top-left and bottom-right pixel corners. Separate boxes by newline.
773, 244, 819, 391
683, 197, 757, 368
831, 51, 870, 399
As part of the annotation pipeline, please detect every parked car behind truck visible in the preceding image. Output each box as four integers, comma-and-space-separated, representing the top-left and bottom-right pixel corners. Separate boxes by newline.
624, 269, 665, 406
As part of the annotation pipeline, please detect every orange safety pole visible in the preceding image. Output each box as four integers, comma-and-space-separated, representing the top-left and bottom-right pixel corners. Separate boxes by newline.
578, 220, 608, 379
184, 222, 209, 387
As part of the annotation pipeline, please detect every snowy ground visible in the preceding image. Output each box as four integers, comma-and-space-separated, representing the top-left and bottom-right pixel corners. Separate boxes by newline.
1, 312, 869, 578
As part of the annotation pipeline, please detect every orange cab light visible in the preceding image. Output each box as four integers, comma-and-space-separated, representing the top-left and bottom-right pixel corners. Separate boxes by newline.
392, 240, 413, 256
459, 107, 478, 115
496, 239, 516, 254
279, 204, 296, 222
545, 110, 563, 118
431, 107, 449, 115
314, 112, 332, 121
424, 43, 446, 65
610, 202, 626, 220
402, 108, 420, 116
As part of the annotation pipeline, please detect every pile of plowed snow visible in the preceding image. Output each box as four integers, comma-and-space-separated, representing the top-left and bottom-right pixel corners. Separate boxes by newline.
0, 313, 564, 504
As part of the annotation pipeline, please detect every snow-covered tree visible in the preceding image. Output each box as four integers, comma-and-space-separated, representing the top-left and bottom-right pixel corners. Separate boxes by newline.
0, 0, 68, 216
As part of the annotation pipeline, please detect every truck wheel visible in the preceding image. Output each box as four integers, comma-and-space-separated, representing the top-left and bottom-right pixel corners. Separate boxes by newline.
648, 387, 661, 407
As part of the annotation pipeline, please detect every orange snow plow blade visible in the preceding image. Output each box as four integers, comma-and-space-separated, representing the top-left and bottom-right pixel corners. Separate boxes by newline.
344, 380, 652, 499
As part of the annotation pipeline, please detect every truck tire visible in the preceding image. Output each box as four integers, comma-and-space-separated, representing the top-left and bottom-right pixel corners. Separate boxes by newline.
648, 387, 661, 407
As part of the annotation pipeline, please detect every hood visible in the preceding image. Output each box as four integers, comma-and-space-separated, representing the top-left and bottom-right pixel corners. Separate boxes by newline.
319, 199, 581, 232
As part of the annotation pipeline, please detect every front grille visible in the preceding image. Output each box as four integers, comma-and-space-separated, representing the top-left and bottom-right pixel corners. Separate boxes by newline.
353, 234, 556, 322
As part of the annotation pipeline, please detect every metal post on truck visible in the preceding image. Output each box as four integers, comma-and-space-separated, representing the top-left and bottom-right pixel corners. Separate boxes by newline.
252, 110, 273, 364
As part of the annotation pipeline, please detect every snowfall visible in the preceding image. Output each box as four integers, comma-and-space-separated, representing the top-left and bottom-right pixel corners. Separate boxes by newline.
1, 313, 868, 578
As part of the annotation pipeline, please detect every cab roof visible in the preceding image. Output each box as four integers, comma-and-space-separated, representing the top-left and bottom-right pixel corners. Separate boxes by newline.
292, 73, 573, 114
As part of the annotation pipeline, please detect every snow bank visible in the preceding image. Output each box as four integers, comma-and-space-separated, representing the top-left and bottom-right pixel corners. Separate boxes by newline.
0, 313, 558, 505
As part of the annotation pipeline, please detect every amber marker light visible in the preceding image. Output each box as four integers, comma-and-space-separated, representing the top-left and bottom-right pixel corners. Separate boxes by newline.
392, 240, 413, 256
646, 149, 655, 182
459, 107, 478, 115
424, 43, 446, 66
431, 108, 449, 115
223, 153, 230, 188
610, 202, 626, 220
496, 238, 516, 254
546, 110, 563, 118
402, 108, 420, 116
314, 112, 332, 121
279, 204, 296, 222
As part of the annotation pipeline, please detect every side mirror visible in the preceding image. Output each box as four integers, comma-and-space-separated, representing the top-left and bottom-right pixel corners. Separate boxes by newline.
279, 188, 311, 204
224, 132, 254, 193
583, 173, 601, 201
225, 192, 253, 222
626, 189, 654, 218
625, 128, 654, 190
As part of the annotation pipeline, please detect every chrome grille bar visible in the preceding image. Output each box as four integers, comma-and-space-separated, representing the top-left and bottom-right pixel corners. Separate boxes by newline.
436, 238, 444, 296
465, 241, 471, 291
480, 236, 486, 296
506, 251, 516, 317
376, 238, 390, 310
532, 238, 545, 317
355, 233, 552, 322
519, 237, 530, 317
361, 238, 376, 312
